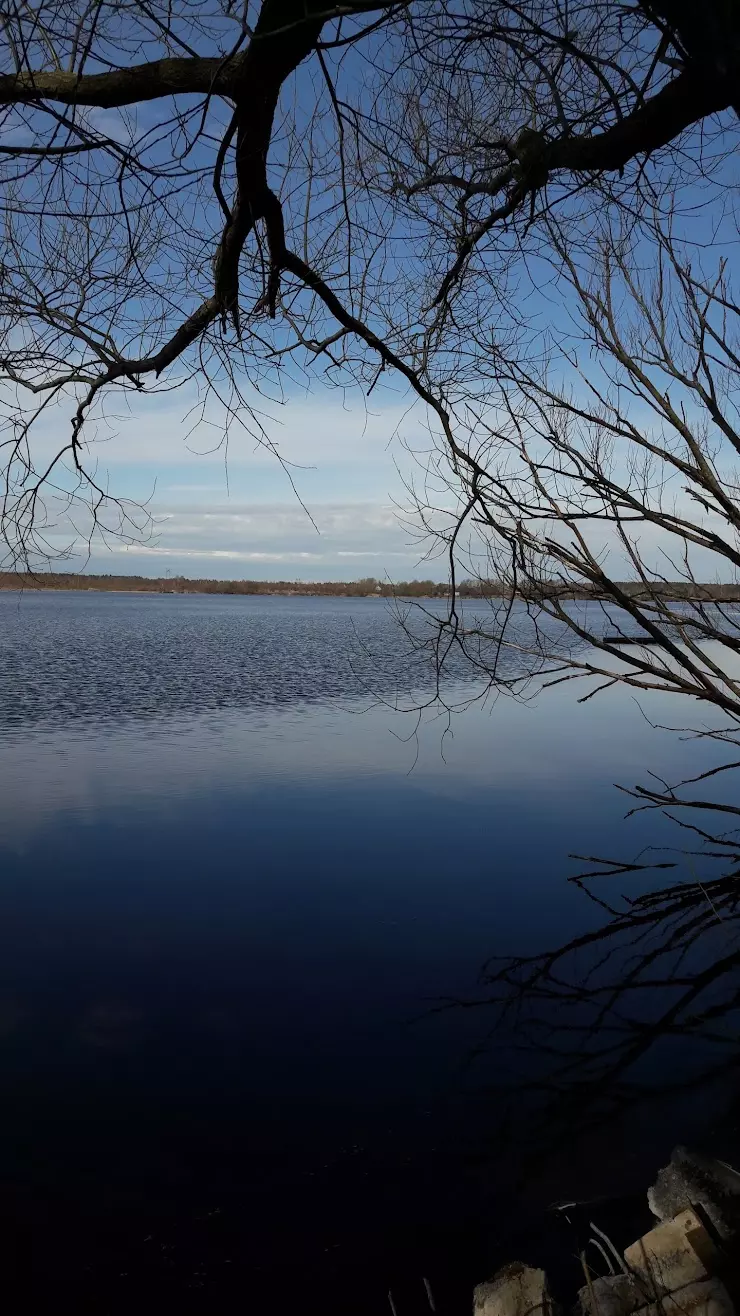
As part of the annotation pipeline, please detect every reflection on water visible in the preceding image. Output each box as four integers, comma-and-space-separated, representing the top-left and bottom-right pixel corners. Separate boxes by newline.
455, 851, 740, 1159
0, 591, 739, 1311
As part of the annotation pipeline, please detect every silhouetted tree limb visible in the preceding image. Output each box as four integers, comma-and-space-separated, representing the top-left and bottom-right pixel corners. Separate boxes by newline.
4, 1, 740, 570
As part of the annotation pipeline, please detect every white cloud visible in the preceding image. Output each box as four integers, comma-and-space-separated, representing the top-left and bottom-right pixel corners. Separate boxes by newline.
135, 499, 419, 567
26, 380, 428, 471
3, 371, 441, 576
122, 545, 324, 562
38, 496, 432, 579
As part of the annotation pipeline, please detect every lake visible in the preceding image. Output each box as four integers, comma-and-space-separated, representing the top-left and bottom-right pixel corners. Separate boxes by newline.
1, 591, 738, 1314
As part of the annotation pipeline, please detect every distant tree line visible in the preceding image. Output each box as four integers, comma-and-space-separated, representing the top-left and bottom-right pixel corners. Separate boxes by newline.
0, 572, 448, 597
2, 573, 740, 601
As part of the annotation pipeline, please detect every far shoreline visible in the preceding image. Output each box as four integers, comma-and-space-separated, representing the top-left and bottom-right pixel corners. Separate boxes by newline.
2, 572, 740, 603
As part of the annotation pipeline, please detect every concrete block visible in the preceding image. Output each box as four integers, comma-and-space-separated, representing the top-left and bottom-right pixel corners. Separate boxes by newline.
474, 1263, 551, 1316
624, 1206, 717, 1292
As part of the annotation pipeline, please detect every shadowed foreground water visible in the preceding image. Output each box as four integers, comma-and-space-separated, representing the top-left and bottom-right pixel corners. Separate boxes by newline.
1, 591, 738, 1313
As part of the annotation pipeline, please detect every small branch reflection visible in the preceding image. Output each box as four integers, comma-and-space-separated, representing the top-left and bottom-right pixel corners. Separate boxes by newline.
447, 797, 740, 1145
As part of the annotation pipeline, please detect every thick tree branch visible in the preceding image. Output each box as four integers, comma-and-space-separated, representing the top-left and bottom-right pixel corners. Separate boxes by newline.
0, 55, 244, 107
429, 64, 732, 304
0, 2, 410, 108
549, 65, 732, 174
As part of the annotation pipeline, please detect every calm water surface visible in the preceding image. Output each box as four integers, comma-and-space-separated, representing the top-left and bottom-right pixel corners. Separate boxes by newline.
0, 592, 737, 1312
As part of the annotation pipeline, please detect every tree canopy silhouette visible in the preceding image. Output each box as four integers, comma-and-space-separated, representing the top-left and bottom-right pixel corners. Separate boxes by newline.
2, 1, 740, 568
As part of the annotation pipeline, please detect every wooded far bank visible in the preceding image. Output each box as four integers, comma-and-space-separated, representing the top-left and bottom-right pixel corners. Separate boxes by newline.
2, 574, 740, 601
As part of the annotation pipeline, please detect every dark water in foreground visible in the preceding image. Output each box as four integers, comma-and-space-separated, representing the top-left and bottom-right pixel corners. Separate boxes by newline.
1, 592, 738, 1313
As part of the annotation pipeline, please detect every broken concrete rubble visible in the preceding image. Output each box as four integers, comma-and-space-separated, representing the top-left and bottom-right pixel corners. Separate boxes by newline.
648, 1147, 740, 1242
618, 1206, 732, 1316
473, 1149, 739, 1316
473, 1262, 551, 1316
577, 1274, 641, 1316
